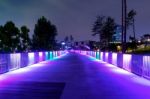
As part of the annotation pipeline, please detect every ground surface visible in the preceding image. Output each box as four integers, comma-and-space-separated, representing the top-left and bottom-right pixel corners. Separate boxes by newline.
0, 52, 150, 99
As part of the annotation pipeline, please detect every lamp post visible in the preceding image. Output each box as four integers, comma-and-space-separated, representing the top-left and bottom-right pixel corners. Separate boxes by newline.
61, 42, 65, 50
121, 0, 127, 53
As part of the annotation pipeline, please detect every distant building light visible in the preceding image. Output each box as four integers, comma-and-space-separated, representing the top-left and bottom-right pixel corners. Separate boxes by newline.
61, 42, 65, 45
138, 40, 141, 43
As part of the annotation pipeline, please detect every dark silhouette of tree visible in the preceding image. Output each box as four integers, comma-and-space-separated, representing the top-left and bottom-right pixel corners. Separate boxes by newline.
92, 16, 105, 36
32, 16, 57, 51
92, 16, 105, 49
20, 26, 31, 52
127, 10, 137, 41
102, 17, 116, 49
92, 16, 116, 50
0, 25, 4, 51
2, 21, 20, 52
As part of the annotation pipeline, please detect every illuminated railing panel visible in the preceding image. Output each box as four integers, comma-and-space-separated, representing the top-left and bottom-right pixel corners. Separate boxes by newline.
75, 50, 150, 80
112, 53, 117, 66
0, 51, 66, 74
105, 52, 109, 62
100, 52, 103, 61
45, 52, 49, 60
28, 52, 35, 65
9, 53, 21, 71
131, 55, 143, 76
96, 51, 100, 59
123, 54, 132, 72
143, 56, 150, 79
0, 54, 8, 73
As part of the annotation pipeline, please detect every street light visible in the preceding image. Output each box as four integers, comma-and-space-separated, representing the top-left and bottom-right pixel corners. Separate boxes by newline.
61, 42, 65, 50
122, 0, 127, 53
61, 42, 65, 45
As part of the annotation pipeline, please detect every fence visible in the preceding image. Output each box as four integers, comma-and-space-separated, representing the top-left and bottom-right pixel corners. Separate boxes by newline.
0, 51, 66, 74
78, 50, 150, 80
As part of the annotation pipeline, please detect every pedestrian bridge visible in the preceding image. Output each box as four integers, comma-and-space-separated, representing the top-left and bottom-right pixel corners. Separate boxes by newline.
0, 51, 150, 99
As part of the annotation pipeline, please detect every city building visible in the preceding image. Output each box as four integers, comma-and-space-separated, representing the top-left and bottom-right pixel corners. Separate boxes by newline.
112, 25, 122, 43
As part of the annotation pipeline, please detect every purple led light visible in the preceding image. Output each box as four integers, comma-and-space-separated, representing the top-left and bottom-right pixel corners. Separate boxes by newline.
112, 53, 117, 66
105, 52, 109, 62
100, 52, 103, 61
39, 52, 44, 62
39, 52, 43, 57
143, 56, 150, 78
9, 53, 21, 71
28, 53, 35, 65
123, 54, 132, 72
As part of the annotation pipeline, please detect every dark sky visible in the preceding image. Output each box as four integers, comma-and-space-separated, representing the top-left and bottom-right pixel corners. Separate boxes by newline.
0, 0, 150, 41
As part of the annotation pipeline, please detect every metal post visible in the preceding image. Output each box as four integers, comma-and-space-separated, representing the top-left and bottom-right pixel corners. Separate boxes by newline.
121, 0, 127, 53
124, 0, 127, 53
121, 0, 124, 53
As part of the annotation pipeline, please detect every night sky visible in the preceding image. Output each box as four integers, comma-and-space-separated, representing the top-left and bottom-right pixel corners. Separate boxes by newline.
0, 0, 150, 41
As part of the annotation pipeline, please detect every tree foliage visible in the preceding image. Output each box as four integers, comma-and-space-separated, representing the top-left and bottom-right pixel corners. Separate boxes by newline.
32, 16, 57, 51
127, 10, 137, 40
20, 26, 31, 51
0, 17, 58, 53
92, 16, 116, 50
2, 21, 20, 52
127, 10, 136, 27
0, 21, 31, 53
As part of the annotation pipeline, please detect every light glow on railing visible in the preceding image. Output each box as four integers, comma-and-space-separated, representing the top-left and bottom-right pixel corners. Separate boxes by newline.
28, 53, 35, 65
143, 56, 150, 78
100, 52, 103, 61
123, 54, 132, 72
45, 52, 49, 60
49, 51, 53, 60
39, 52, 43, 57
105, 52, 109, 62
112, 53, 117, 66
9, 53, 21, 71
96, 51, 100, 59
39, 52, 43, 62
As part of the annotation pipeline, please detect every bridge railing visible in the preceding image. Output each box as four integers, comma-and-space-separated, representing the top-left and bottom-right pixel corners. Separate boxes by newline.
0, 51, 66, 74
76, 50, 150, 80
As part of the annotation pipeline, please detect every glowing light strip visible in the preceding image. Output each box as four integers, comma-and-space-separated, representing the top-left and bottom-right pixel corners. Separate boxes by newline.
143, 56, 150, 78
105, 52, 109, 62
28, 53, 35, 65
9, 53, 21, 71
123, 54, 132, 72
112, 53, 117, 66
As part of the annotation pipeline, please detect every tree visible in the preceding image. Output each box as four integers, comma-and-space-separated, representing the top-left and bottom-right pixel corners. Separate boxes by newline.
102, 17, 116, 49
92, 16, 116, 50
0, 26, 4, 51
2, 21, 20, 52
127, 10, 137, 41
20, 26, 31, 51
92, 16, 105, 49
32, 16, 57, 51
